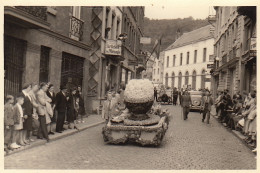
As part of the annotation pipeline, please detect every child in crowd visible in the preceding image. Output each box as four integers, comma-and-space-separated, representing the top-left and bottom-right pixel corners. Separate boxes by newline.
102, 91, 113, 123
11, 96, 26, 149
4, 95, 15, 151
75, 97, 80, 123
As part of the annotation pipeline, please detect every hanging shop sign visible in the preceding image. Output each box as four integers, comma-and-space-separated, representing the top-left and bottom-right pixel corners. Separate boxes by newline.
207, 64, 214, 69
105, 40, 122, 56
140, 37, 152, 44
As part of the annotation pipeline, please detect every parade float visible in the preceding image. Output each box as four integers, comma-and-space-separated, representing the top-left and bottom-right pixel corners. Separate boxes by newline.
102, 79, 169, 146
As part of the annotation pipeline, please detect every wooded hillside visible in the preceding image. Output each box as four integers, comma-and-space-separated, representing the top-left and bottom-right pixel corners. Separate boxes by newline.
143, 16, 209, 52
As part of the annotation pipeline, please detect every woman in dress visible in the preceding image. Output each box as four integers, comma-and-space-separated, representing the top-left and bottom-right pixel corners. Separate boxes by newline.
76, 85, 86, 123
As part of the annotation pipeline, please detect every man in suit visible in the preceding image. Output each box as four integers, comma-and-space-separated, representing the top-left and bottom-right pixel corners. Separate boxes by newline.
181, 90, 192, 120
55, 85, 68, 133
201, 90, 214, 124
36, 82, 50, 142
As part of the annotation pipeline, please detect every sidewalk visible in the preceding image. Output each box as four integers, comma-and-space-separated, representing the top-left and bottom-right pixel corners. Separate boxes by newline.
210, 106, 255, 151
4, 115, 105, 156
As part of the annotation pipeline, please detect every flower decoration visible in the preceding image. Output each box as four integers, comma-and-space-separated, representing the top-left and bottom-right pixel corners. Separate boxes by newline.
124, 79, 154, 103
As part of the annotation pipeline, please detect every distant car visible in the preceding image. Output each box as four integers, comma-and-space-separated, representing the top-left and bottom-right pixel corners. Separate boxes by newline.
189, 90, 203, 111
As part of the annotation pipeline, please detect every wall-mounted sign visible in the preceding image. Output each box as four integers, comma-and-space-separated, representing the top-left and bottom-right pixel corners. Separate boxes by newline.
140, 37, 151, 44
207, 64, 214, 69
250, 37, 256, 51
209, 55, 214, 62
105, 40, 122, 55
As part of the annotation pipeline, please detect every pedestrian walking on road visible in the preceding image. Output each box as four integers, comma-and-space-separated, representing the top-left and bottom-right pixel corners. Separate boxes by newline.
172, 87, 178, 105
102, 91, 114, 123
201, 90, 214, 124
181, 90, 192, 120
55, 85, 68, 133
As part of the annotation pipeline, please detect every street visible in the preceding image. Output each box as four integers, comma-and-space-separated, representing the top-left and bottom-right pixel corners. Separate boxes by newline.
4, 105, 256, 170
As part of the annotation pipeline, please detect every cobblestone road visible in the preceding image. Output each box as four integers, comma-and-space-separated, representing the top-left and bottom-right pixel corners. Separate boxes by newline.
4, 105, 256, 170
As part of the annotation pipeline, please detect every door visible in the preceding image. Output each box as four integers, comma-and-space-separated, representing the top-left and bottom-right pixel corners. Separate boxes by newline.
61, 52, 84, 92
4, 35, 26, 97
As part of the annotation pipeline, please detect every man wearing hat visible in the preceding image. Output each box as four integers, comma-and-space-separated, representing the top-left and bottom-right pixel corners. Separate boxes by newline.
55, 85, 68, 133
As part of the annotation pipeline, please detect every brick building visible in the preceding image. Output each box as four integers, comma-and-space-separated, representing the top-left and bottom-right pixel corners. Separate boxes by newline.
211, 6, 256, 99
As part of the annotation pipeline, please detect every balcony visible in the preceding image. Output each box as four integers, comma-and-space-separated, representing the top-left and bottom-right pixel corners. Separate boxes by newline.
69, 16, 84, 41
15, 6, 47, 21
4, 6, 50, 29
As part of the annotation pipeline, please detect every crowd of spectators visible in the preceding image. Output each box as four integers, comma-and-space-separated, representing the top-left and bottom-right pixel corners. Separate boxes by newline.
215, 89, 257, 153
4, 83, 86, 152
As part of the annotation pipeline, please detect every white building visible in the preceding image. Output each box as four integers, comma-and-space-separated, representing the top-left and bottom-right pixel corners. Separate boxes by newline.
163, 25, 214, 90
152, 51, 164, 84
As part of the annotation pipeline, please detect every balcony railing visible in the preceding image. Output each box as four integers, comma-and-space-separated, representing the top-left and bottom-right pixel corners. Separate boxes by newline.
15, 6, 47, 21
69, 16, 84, 41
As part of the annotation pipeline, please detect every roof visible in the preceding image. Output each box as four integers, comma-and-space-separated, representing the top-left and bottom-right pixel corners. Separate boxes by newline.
165, 25, 214, 51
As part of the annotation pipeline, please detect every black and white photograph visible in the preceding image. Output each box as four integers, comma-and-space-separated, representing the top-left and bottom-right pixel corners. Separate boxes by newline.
2, 0, 258, 171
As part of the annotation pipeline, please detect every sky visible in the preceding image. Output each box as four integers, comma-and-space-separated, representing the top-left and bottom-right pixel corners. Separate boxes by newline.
145, 3, 215, 20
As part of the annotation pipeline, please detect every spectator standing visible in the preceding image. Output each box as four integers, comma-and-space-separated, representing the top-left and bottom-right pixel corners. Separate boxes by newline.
21, 84, 33, 145
181, 90, 192, 120
201, 90, 214, 124
55, 86, 68, 133
46, 84, 56, 135
102, 91, 113, 123
12, 96, 25, 148
154, 87, 158, 102
76, 85, 86, 123
4, 95, 15, 151
28, 84, 39, 141
36, 83, 50, 142
67, 87, 79, 130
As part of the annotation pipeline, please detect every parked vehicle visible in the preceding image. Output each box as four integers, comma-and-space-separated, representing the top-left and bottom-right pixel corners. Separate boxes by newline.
158, 88, 172, 104
189, 90, 203, 111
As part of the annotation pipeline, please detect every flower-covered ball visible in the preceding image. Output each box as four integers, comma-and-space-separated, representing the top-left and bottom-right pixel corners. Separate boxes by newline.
124, 79, 154, 103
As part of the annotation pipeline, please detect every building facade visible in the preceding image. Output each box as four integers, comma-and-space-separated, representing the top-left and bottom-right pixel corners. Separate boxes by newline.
152, 51, 164, 84
163, 25, 214, 90
211, 6, 256, 99
4, 6, 145, 113
4, 6, 91, 111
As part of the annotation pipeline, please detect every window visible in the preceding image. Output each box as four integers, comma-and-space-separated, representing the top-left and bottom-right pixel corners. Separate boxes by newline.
203, 48, 207, 62
39, 46, 51, 83
158, 68, 159, 74
201, 70, 206, 89
186, 52, 189, 64
194, 50, 197, 63
192, 71, 196, 90
178, 72, 182, 89
173, 55, 176, 66
180, 53, 183, 65
72, 6, 81, 18
185, 71, 189, 85
154, 69, 156, 75
171, 72, 175, 88
165, 73, 169, 87
166, 56, 169, 67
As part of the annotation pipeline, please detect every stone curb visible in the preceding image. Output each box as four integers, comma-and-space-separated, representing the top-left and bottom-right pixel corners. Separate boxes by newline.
211, 114, 255, 152
4, 120, 105, 157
